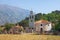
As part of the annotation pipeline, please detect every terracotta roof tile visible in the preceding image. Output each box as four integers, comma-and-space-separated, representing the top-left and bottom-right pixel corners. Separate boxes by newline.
35, 20, 50, 25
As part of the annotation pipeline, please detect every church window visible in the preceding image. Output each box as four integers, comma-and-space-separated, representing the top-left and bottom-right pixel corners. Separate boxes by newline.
41, 24, 43, 26
32, 16, 33, 18
30, 16, 31, 19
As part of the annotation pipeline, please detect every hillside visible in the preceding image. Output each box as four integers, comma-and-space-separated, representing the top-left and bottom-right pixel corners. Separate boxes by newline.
0, 5, 29, 25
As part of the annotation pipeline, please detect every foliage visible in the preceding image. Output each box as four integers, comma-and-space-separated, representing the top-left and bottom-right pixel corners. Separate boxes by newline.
18, 20, 29, 27
4, 23, 14, 31
55, 19, 60, 31
0, 27, 3, 33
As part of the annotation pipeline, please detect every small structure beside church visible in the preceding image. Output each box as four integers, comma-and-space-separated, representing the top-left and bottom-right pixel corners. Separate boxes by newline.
2, 24, 24, 34
8, 24, 22, 34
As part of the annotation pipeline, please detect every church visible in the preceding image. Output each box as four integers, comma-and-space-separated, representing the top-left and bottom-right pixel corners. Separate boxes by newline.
29, 11, 52, 34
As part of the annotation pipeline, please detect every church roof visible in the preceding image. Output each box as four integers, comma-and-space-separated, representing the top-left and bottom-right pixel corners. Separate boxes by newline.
35, 20, 50, 25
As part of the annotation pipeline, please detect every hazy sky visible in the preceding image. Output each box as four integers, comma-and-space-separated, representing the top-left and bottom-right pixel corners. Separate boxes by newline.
0, 0, 60, 13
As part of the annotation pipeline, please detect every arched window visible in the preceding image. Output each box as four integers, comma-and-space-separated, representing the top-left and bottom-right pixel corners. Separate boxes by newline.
41, 24, 43, 26
32, 16, 33, 18
30, 16, 31, 19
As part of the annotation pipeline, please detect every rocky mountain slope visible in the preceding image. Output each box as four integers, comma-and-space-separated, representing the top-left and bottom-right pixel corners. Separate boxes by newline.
0, 5, 29, 25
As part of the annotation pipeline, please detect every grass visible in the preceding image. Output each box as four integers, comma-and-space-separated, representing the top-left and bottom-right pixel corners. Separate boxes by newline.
0, 33, 60, 40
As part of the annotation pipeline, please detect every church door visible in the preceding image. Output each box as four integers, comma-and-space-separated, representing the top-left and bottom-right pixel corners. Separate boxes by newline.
40, 28, 43, 34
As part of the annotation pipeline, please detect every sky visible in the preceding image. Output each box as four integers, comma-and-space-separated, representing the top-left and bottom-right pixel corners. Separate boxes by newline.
0, 0, 60, 13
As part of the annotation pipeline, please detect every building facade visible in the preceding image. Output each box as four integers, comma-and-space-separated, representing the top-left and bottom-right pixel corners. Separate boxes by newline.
35, 20, 52, 34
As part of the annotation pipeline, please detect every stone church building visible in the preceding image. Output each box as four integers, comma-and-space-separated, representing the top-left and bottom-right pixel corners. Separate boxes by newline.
28, 11, 52, 34
35, 20, 52, 34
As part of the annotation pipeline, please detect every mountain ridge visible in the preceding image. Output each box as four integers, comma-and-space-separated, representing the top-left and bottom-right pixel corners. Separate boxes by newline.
0, 4, 30, 25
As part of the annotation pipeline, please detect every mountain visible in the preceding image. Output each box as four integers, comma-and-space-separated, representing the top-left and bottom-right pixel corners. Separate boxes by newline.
0, 5, 30, 25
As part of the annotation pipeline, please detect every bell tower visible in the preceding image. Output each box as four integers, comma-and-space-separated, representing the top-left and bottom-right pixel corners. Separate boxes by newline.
29, 11, 35, 28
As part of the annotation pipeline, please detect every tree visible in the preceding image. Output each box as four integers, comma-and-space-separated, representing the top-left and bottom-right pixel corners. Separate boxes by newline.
35, 13, 43, 21
55, 19, 60, 31
18, 20, 29, 27
4, 23, 14, 31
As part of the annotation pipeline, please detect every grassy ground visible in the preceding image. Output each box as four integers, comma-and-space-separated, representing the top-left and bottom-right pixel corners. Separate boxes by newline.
0, 33, 60, 40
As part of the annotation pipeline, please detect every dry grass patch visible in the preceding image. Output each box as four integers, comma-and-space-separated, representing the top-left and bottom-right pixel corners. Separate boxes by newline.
0, 34, 60, 40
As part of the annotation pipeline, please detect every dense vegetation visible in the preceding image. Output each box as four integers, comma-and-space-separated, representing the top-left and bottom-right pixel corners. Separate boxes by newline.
4, 23, 14, 31
18, 10, 60, 31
